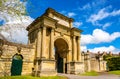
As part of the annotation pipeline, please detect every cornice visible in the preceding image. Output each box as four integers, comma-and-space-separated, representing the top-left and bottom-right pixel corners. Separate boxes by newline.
56, 23, 71, 30
26, 8, 74, 31
71, 27, 83, 33
42, 15, 58, 23
26, 17, 40, 31
45, 8, 74, 22
27, 15, 58, 33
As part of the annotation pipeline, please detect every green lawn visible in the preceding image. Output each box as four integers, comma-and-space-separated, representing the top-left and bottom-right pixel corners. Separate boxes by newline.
80, 71, 99, 76
108, 70, 120, 75
0, 76, 67, 79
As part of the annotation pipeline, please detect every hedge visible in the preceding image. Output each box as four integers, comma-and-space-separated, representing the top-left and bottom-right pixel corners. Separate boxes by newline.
107, 56, 120, 71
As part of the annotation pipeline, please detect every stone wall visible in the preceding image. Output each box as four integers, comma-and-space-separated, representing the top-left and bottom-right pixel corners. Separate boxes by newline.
90, 58, 107, 72
0, 44, 35, 76
90, 58, 99, 71
82, 51, 107, 72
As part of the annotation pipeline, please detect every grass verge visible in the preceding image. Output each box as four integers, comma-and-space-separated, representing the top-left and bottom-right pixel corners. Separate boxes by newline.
0, 76, 67, 79
80, 71, 99, 76
108, 70, 120, 75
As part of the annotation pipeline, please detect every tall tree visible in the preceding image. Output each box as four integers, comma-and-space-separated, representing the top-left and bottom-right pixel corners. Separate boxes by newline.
0, 0, 27, 23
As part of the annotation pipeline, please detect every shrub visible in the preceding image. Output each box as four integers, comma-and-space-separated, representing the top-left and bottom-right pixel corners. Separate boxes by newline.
107, 56, 120, 71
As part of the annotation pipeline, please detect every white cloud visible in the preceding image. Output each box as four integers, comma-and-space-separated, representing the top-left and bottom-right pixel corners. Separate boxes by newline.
87, 8, 109, 24
0, 15, 33, 44
0, 23, 29, 44
87, 7, 120, 26
81, 29, 120, 45
103, 23, 112, 29
88, 45, 120, 54
81, 45, 87, 51
67, 12, 76, 17
0, 0, 34, 44
60, 11, 76, 17
111, 9, 120, 16
79, 3, 91, 10
7, 15, 34, 24
0, 9, 34, 44
81, 45, 120, 54
0, 0, 33, 25
0, 11, 34, 25
73, 21, 83, 28
81, 34, 93, 45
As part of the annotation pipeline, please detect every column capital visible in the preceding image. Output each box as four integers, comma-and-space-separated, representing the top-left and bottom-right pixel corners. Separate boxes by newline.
71, 35, 76, 39
43, 26, 46, 30
38, 28, 41, 31
77, 36, 80, 40
51, 28, 54, 32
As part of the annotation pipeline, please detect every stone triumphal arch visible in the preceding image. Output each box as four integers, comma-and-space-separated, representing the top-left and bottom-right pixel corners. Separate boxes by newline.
26, 8, 83, 76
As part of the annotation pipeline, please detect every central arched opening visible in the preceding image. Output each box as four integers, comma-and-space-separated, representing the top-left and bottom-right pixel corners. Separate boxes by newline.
54, 38, 68, 73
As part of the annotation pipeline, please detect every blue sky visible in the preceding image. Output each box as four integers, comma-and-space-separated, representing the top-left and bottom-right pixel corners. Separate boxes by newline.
25, 0, 120, 53
0, 0, 120, 53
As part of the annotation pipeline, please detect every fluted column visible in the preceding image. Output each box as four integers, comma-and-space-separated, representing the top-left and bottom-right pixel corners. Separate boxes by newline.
72, 36, 77, 61
41, 26, 46, 59
50, 28, 54, 59
77, 37, 81, 61
36, 28, 41, 58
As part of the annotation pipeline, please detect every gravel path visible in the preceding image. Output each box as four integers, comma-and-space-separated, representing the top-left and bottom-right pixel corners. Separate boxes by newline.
58, 72, 120, 79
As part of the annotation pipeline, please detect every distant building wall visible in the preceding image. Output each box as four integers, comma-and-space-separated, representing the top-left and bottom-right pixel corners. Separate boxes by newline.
83, 51, 107, 72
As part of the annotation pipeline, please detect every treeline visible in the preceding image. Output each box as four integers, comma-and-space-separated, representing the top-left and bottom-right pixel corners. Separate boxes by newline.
104, 55, 120, 71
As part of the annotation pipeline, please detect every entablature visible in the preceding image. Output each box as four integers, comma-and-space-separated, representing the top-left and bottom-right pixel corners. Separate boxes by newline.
55, 23, 71, 36
70, 27, 83, 37
44, 8, 74, 28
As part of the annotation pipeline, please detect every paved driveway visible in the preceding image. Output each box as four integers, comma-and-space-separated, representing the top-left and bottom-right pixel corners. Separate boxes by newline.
58, 73, 120, 79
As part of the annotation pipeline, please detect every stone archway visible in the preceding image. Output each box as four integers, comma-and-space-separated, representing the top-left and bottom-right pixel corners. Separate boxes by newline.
27, 8, 83, 76
54, 38, 68, 73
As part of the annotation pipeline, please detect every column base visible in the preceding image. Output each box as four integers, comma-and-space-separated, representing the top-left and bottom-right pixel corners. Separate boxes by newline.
69, 61, 84, 74
33, 59, 57, 76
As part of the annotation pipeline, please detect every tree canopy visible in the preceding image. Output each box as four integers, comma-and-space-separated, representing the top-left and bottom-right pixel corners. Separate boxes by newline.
0, 0, 27, 23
